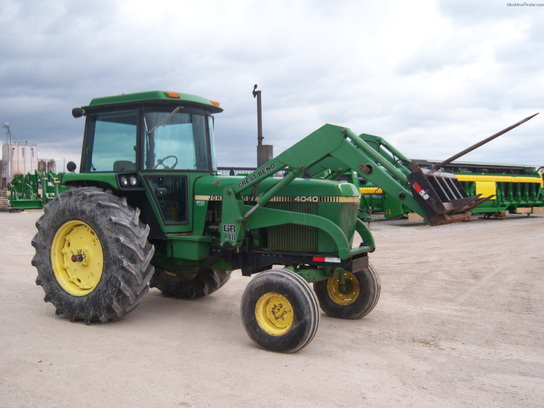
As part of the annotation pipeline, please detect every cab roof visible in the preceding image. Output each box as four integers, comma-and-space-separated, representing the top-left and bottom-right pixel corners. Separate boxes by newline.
84, 90, 223, 113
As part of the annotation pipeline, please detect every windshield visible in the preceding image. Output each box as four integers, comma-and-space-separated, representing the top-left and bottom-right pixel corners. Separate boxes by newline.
144, 109, 212, 170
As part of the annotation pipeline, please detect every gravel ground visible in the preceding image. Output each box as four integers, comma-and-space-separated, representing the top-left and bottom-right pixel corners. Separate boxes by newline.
1, 210, 543, 408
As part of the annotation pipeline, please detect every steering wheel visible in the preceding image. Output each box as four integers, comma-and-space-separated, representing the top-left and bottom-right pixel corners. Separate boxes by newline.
155, 155, 178, 169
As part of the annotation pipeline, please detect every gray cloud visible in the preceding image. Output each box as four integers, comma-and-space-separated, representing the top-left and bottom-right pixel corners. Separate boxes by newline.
0, 0, 541, 170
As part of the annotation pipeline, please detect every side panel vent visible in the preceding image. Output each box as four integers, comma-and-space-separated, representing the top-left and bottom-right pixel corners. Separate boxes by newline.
266, 202, 318, 252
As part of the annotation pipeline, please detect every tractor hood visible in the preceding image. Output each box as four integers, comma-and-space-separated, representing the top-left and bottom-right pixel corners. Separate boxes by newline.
194, 174, 362, 255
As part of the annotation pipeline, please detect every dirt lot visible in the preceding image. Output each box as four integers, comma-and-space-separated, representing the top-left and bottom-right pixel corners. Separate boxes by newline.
1, 209, 542, 408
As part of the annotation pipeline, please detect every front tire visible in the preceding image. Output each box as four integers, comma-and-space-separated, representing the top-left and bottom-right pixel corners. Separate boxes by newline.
313, 264, 381, 319
31, 187, 154, 323
240, 269, 320, 353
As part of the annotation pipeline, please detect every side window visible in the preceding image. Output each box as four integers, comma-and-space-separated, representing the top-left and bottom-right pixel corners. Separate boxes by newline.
87, 110, 137, 172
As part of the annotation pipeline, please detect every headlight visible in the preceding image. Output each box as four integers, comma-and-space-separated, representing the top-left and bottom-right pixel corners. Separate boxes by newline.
117, 174, 142, 190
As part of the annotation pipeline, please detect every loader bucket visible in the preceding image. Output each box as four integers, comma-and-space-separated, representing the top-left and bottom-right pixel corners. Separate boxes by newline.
407, 162, 491, 225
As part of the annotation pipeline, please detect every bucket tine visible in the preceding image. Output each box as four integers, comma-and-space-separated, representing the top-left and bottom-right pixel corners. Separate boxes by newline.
407, 162, 493, 225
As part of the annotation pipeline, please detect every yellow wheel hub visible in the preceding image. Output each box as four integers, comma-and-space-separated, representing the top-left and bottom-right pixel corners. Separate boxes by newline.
327, 271, 360, 305
51, 220, 104, 296
255, 292, 294, 336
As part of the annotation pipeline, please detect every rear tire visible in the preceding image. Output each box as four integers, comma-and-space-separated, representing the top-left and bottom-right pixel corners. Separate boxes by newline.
240, 269, 320, 353
150, 268, 232, 299
313, 264, 381, 319
31, 187, 154, 323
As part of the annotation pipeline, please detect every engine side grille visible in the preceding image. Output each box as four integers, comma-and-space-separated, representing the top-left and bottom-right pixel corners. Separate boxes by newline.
265, 202, 319, 252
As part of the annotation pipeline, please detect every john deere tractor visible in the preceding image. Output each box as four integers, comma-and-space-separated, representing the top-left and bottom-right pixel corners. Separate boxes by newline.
31, 91, 486, 352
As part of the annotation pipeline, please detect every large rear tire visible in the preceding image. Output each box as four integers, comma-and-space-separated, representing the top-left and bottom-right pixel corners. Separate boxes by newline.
31, 187, 154, 323
240, 269, 320, 353
313, 264, 381, 319
150, 268, 232, 299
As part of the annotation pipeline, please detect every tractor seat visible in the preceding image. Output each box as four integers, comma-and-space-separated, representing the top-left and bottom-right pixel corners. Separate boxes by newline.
113, 161, 136, 172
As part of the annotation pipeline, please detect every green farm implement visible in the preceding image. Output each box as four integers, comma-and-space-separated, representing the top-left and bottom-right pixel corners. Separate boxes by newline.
456, 172, 544, 217
32, 90, 487, 352
8, 171, 68, 209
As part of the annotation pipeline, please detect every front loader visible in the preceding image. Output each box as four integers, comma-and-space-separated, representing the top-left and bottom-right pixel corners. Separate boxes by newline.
32, 90, 486, 353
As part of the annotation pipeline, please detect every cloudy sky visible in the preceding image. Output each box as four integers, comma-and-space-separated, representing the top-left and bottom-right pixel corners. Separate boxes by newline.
1, 0, 542, 170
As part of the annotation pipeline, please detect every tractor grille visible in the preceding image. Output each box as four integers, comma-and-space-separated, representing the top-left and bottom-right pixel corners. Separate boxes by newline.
265, 202, 319, 252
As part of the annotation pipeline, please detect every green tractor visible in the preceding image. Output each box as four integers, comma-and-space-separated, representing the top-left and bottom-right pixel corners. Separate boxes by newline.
31, 91, 486, 352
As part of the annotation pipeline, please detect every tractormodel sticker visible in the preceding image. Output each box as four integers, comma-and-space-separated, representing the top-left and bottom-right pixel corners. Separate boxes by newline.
223, 224, 236, 232
194, 195, 360, 203
222, 224, 237, 241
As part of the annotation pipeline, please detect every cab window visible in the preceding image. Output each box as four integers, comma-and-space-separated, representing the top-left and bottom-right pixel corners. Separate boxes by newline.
143, 110, 211, 170
84, 109, 137, 172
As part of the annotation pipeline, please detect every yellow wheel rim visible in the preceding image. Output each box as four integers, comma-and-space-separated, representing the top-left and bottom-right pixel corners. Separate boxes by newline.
255, 292, 294, 336
327, 271, 360, 306
51, 220, 104, 296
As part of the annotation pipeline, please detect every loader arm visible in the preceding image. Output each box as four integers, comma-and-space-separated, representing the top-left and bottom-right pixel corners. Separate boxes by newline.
219, 124, 487, 249
307, 128, 490, 224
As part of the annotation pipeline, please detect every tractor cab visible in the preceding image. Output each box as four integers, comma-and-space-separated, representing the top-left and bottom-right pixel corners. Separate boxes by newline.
67, 91, 223, 232
75, 91, 222, 173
